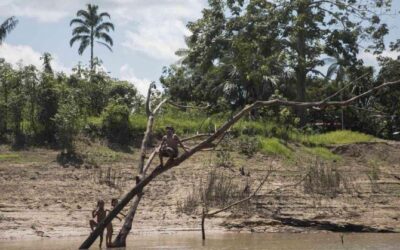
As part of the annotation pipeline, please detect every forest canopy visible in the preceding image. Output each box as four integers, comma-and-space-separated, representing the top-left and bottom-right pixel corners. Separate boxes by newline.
0, 0, 399, 155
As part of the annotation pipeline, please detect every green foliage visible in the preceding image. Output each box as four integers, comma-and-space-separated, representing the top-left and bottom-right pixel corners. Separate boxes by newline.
301, 130, 373, 146
259, 137, 292, 158
238, 135, 260, 157
101, 101, 131, 145
215, 135, 234, 167
304, 147, 341, 161
162, 0, 392, 122
0, 153, 20, 161
54, 91, 83, 154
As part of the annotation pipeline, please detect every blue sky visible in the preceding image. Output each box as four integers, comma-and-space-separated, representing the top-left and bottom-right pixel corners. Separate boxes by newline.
0, 0, 399, 94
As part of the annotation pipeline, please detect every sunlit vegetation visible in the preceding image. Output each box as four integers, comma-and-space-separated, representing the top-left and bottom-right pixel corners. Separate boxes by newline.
0, 0, 399, 163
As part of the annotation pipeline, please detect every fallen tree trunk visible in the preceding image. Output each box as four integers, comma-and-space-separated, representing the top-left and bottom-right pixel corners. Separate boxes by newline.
79, 78, 400, 249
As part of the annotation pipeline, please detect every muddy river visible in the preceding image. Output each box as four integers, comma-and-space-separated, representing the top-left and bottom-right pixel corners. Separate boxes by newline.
1, 232, 399, 249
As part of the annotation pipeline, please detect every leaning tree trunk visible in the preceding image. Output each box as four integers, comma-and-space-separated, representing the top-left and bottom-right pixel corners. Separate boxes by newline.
110, 83, 166, 247
79, 79, 400, 249
111, 193, 143, 247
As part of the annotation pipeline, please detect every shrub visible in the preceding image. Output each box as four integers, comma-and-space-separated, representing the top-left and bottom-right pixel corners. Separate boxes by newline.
238, 135, 260, 157
215, 135, 234, 167
303, 161, 342, 198
102, 101, 132, 145
54, 94, 83, 154
201, 170, 248, 208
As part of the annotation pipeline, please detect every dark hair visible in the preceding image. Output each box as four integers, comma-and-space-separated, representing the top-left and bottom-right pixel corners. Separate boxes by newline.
165, 126, 174, 131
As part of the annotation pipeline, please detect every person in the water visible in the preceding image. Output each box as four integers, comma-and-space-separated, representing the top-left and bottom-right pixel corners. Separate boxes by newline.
158, 126, 189, 166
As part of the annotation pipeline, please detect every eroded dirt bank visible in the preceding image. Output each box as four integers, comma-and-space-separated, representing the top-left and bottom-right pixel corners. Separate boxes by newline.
1, 141, 400, 241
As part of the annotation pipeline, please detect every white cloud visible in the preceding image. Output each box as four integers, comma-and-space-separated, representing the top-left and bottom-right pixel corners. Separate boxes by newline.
118, 0, 204, 60
123, 19, 190, 60
359, 50, 400, 68
119, 64, 152, 95
0, 0, 73, 23
0, 43, 70, 73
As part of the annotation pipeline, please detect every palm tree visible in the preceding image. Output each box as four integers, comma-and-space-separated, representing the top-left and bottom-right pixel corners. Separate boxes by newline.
70, 4, 114, 71
0, 16, 18, 45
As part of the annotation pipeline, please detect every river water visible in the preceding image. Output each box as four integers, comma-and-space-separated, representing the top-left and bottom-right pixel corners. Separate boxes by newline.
1, 232, 399, 250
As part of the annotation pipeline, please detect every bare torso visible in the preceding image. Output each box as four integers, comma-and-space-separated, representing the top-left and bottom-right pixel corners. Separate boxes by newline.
163, 134, 179, 151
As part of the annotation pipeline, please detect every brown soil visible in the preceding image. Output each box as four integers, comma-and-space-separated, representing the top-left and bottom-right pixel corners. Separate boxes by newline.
1, 140, 400, 241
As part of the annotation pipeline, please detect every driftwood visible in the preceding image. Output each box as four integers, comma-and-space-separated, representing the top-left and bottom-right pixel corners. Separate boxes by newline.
79, 78, 400, 249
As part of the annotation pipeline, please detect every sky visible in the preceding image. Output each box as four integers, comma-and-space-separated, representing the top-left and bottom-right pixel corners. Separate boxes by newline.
0, 0, 399, 95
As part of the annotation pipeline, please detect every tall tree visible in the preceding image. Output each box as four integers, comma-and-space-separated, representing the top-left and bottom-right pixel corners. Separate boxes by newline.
0, 16, 18, 44
163, 0, 392, 123
325, 54, 352, 129
40, 52, 54, 75
70, 4, 114, 71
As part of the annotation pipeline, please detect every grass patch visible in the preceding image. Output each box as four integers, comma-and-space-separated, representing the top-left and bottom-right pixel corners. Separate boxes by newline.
259, 137, 292, 158
301, 130, 373, 146
83, 145, 124, 165
304, 147, 341, 161
0, 153, 20, 161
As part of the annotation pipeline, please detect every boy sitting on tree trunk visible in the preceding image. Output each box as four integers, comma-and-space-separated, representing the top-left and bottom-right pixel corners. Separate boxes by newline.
158, 126, 189, 166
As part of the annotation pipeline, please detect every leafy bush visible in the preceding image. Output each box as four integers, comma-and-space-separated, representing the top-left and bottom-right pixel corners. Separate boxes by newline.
215, 135, 234, 167
102, 101, 132, 145
238, 135, 260, 157
54, 94, 83, 154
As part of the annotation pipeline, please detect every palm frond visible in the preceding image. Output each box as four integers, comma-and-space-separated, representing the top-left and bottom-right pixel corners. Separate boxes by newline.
77, 10, 91, 20
78, 38, 90, 55
326, 63, 339, 79
99, 12, 111, 20
96, 41, 112, 52
72, 26, 90, 36
95, 32, 113, 46
70, 35, 90, 47
70, 18, 86, 27
0, 16, 18, 43
95, 22, 114, 32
